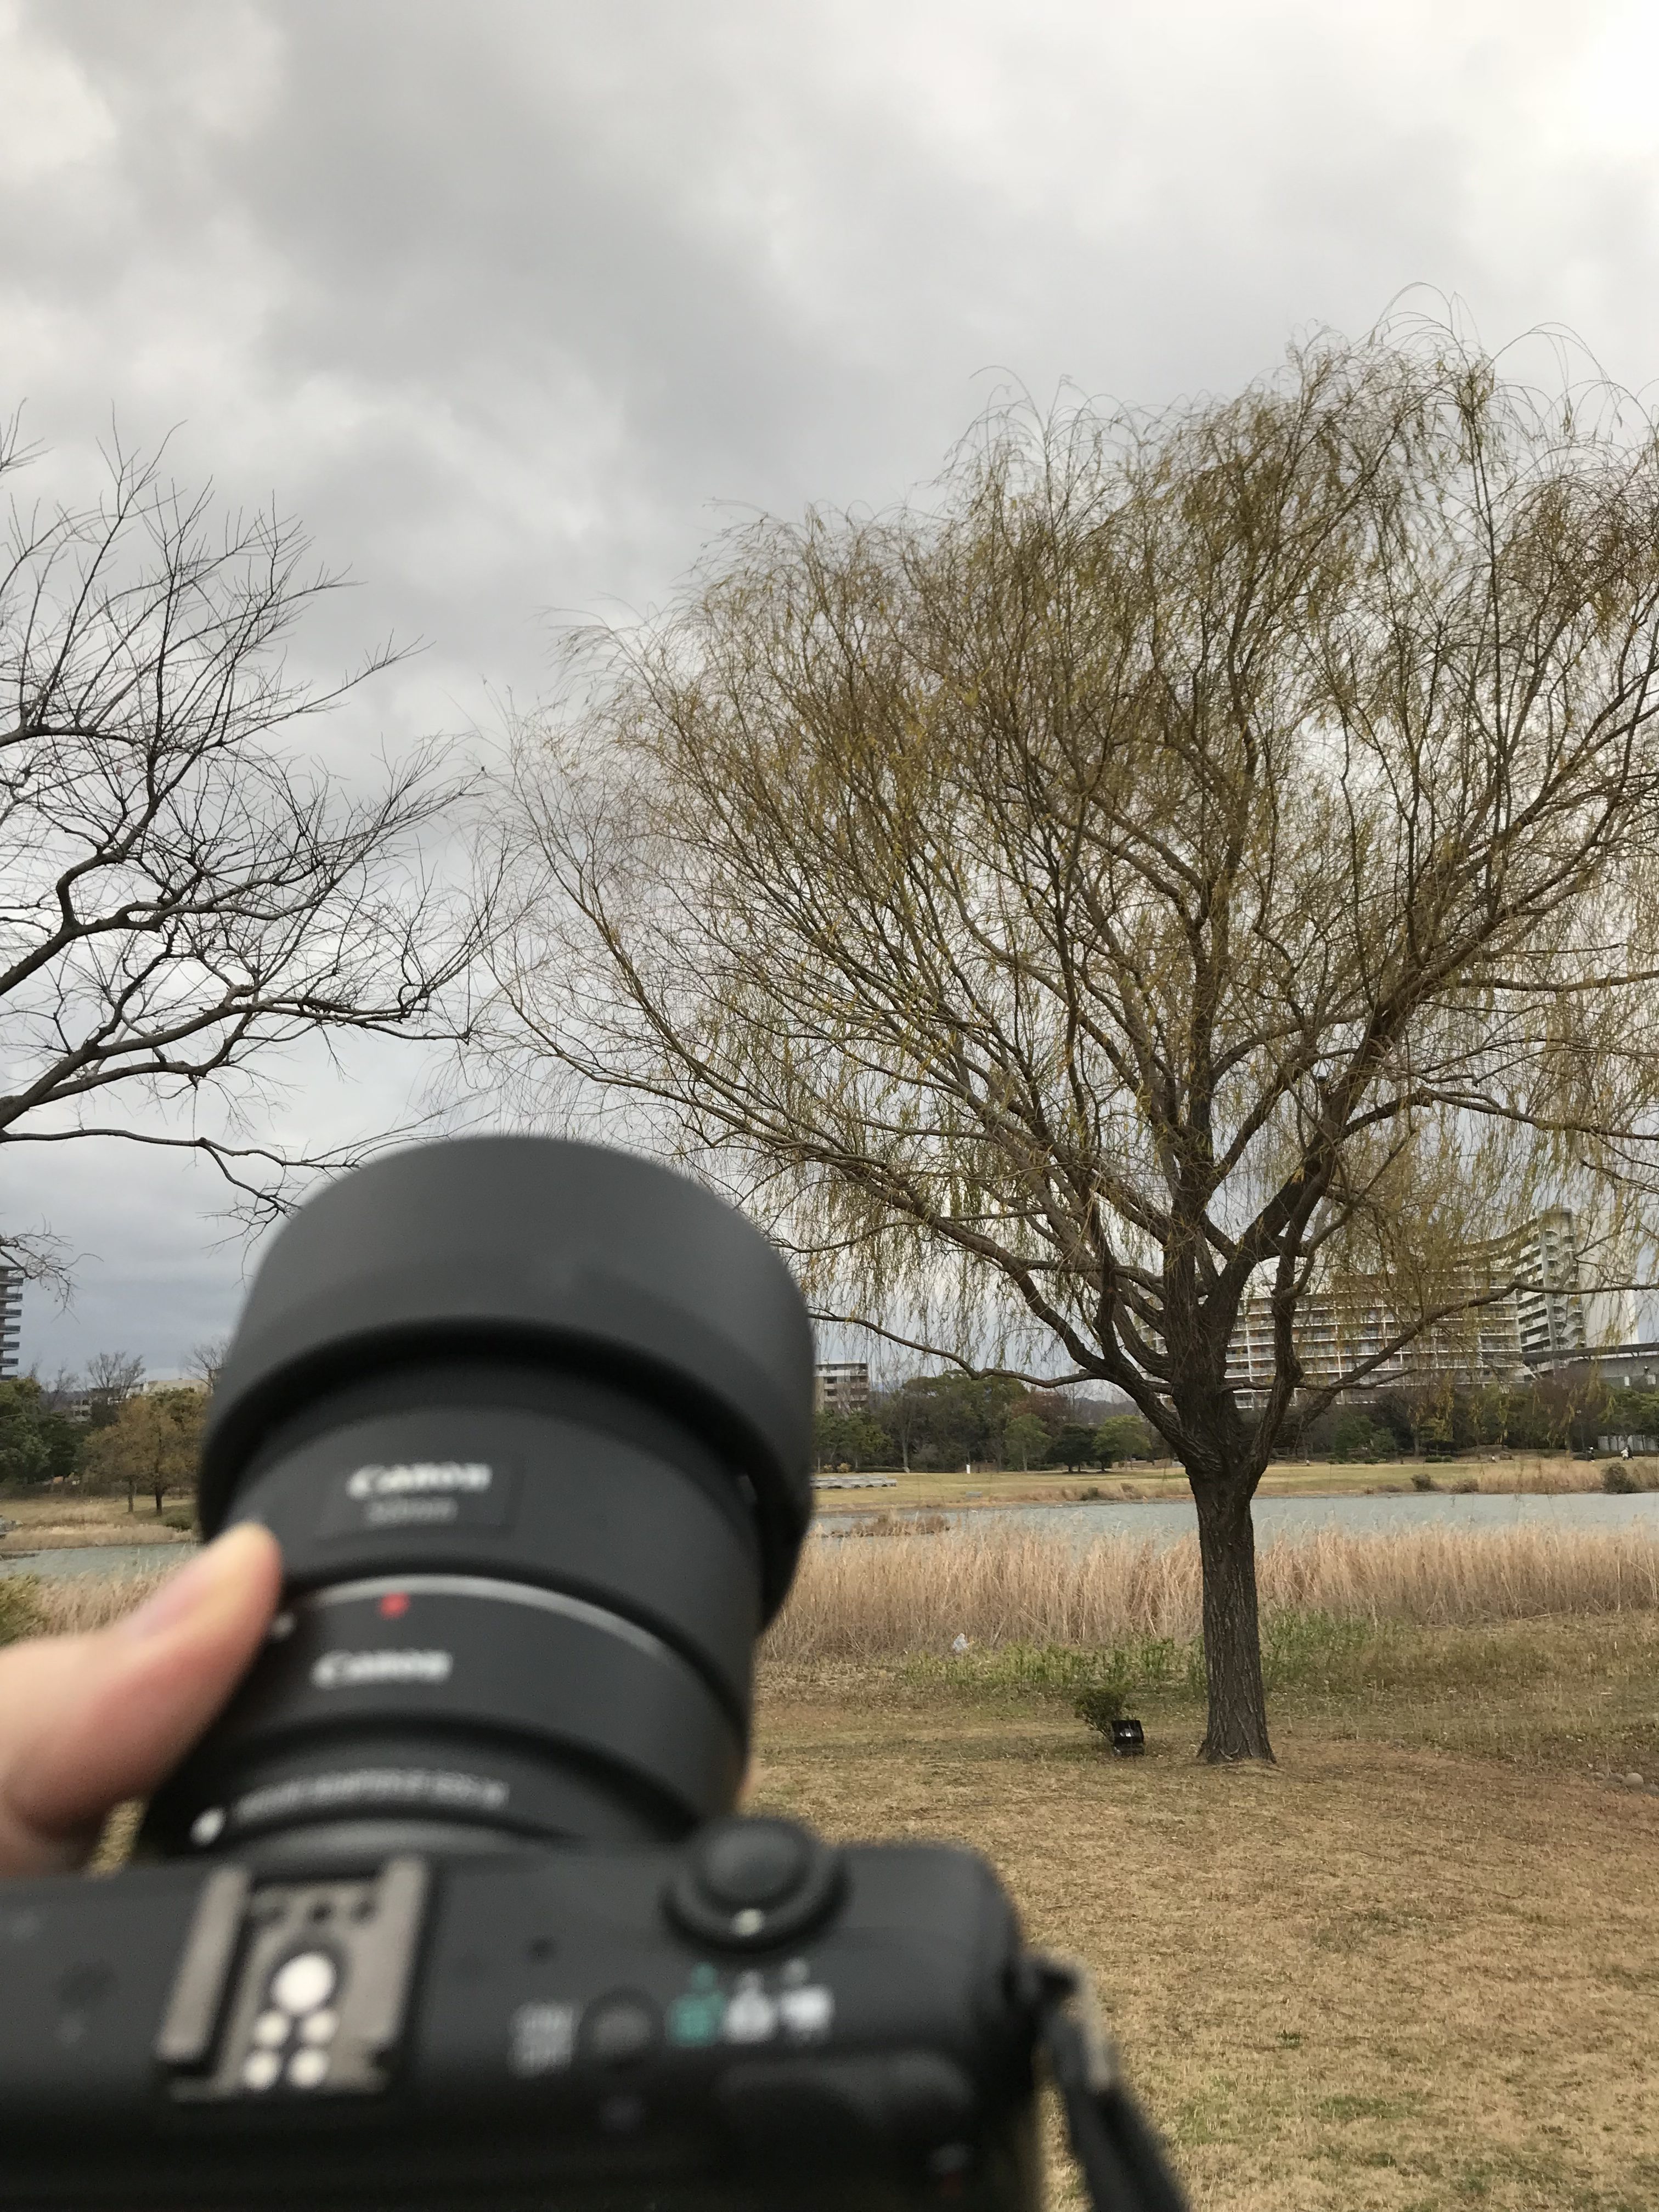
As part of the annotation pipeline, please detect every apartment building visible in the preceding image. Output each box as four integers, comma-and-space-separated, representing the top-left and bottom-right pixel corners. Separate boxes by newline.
813, 1361, 871, 1414
1493, 1209, 1588, 1359
1226, 1208, 1593, 1401
0, 1266, 20, 1379
1226, 1284, 1523, 1398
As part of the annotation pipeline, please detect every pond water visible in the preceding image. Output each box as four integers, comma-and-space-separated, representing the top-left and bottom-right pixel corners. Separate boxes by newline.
5, 1493, 1658, 1579
816, 1490, 1659, 1550
0, 1542, 195, 1580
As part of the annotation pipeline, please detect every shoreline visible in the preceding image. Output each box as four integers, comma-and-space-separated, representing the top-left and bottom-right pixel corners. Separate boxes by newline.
806, 1449, 1643, 1513
0, 1530, 193, 1555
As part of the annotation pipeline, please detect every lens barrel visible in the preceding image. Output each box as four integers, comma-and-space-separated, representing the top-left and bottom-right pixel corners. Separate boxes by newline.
140, 1138, 815, 1863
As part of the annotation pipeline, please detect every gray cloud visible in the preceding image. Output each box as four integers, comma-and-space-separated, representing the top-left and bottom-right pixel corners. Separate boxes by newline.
3, 0, 1657, 1369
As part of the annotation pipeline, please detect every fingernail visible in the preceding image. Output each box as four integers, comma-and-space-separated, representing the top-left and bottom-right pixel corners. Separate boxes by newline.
121, 1526, 268, 1641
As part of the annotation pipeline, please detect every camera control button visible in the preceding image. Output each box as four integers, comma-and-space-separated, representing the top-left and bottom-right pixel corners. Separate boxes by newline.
721, 1976, 778, 2044
699, 1822, 811, 1908
583, 1993, 659, 2066
719, 2058, 880, 2165
668, 1818, 845, 1950
777, 1983, 834, 2041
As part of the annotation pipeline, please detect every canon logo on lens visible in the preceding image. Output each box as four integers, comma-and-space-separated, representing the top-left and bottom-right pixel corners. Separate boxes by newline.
345, 1461, 493, 1500
310, 1649, 454, 1689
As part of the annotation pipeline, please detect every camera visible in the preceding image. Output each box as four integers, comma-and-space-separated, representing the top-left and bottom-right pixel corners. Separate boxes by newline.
0, 1138, 1184, 2211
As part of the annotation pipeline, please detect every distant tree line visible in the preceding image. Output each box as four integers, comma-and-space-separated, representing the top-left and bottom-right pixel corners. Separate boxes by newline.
814, 1375, 1160, 1474
0, 1357, 208, 1514
8, 1356, 1644, 1502
815, 1369, 1653, 1474
1295, 1376, 1657, 1465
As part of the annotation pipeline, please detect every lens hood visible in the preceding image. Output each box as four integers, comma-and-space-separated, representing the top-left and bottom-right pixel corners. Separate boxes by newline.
199, 1137, 815, 1617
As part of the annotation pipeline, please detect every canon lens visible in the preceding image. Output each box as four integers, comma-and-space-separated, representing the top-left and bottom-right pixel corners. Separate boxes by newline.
139, 1138, 814, 1865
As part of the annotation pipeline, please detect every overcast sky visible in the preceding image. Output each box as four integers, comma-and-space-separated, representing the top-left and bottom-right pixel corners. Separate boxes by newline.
4, 0, 1659, 1375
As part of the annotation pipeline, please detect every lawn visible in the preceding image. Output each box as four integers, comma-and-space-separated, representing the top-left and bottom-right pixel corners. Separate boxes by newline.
752, 1631, 1659, 2212
0, 1491, 193, 1551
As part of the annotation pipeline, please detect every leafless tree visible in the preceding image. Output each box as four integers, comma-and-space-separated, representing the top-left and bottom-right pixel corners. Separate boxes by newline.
40, 1364, 81, 1413
1, 420, 487, 1279
487, 325, 1659, 1759
184, 1335, 228, 1390
84, 1349, 145, 1406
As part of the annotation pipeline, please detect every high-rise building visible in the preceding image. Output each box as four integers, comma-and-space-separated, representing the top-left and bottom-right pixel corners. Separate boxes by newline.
1493, 1207, 1587, 1359
1224, 1208, 1596, 1401
813, 1362, 870, 1414
1226, 1280, 1523, 1398
0, 1266, 21, 1379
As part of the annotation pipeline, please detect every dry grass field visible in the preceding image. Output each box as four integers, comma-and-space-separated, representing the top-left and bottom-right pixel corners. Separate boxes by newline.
816, 1455, 1622, 1511
0, 1492, 192, 1552
770, 1525, 1659, 1663
754, 1521, 1659, 2207
0, 1564, 177, 1637
753, 1652, 1659, 2212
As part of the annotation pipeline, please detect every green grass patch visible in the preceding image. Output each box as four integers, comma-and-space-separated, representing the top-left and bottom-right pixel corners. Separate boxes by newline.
903, 1607, 1659, 1770
904, 1609, 1405, 1702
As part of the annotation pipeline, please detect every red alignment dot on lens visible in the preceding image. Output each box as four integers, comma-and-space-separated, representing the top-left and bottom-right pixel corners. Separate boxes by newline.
379, 1591, 410, 1619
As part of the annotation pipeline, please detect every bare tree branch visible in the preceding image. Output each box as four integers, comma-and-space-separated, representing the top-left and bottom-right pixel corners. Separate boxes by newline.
1, 425, 491, 1223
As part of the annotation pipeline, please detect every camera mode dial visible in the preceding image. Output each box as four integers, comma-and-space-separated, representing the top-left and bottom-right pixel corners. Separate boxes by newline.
666, 1817, 844, 1950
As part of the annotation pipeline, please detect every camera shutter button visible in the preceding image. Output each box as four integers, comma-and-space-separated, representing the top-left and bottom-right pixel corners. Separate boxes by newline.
667, 1818, 844, 1949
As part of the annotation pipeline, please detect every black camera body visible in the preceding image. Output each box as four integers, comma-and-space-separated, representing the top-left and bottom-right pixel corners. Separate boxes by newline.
0, 1140, 1183, 2212
0, 1826, 1039, 2210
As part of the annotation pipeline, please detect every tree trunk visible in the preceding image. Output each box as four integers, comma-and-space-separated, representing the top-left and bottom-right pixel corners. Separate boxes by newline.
1193, 1478, 1274, 1762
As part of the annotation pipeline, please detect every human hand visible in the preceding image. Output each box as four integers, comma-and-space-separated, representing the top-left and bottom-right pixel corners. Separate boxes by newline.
0, 1525, 282, 1877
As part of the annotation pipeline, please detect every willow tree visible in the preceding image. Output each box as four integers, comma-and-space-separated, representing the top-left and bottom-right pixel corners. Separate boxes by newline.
491, 328, 1659, 1759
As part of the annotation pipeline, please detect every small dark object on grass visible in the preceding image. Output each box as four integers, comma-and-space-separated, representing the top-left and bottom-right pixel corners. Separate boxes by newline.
1074, 1685, 1146, 1753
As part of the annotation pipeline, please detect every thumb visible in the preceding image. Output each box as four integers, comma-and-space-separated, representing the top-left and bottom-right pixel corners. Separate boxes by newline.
0, 1523, 282, 1876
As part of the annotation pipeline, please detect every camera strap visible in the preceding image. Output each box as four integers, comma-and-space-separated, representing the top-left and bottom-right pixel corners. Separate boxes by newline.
1026, 1955, 1190, 2212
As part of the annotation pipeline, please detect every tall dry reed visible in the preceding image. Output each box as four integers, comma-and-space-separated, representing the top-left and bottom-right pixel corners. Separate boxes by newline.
762, 1526, 1659, 1663
32, 1566, 177, 1634
10, 1527, 1659, 1663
